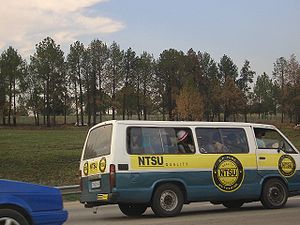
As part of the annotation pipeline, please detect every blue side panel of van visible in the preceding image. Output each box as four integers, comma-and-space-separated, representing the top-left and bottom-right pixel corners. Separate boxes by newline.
81, 170, 300, 205
115, 170, 263, 203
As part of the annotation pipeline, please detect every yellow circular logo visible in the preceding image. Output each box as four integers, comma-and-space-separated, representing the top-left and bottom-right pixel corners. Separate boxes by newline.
213, 155, 244, 192
99, 157, 106, 173
278, 155, 296, 177
83, 162, 89, 176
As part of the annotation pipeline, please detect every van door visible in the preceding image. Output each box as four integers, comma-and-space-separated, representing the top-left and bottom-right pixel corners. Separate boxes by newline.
254, 127, 300, 192
196, 127, 259, 199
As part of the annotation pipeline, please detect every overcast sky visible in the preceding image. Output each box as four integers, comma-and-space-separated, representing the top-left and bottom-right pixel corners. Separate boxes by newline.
0, 0, 299, 76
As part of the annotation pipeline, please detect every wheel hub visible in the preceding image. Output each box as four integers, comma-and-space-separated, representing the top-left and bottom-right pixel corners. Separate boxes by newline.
0, 217, 21, 225
269, 186, 283, 204
160, 190, 178, 211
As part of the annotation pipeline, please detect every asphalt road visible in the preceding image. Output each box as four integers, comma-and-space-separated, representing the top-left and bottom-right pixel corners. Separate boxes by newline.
64, 197, 300, 225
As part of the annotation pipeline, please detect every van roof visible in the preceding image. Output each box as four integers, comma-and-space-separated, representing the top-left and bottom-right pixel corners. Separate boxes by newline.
91, 120, 276, 129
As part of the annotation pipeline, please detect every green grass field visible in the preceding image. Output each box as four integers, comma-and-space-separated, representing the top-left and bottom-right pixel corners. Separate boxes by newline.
0, 126, 88, 186
0, 125, 299, 187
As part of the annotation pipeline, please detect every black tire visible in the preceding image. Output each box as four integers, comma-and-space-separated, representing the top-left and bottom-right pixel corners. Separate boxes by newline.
118, 203, 147, 217
151, 183, 184, 217
222, 201, 244, 209
0, 209, 30, 225
261, 178, 288, 209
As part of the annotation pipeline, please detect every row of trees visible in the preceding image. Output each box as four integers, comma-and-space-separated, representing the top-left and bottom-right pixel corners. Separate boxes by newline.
0, 37, 299, 126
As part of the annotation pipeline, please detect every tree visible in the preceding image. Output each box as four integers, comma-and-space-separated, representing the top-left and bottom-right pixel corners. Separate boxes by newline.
285, 54, 300, 122
273, 57, 288, 123
22, 60, 43, 125
67, 41, 85, 126
186, 49, 202, 89
139, 52, 155, 120
197, 51, 220, 121
81, 49, 92, 125
237, 60, 255, 121
30, 37, 66, 126
220, 77, 244, 121
123, 48, 137, 119
175, 79, 204, 121
88, 39, 109, 124
218, 55, 240, 121
105, 42, 124, 119
253, 73, 277, 118
0, 47, 25, 125
292, 85, 300, 123
286, 54, 300, 86
218, 54, 238, 83
156, 49, 186, 120
0, 55, 7, 125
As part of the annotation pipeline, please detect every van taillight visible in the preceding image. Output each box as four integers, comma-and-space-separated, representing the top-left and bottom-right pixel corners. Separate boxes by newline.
109, 164, 116, 191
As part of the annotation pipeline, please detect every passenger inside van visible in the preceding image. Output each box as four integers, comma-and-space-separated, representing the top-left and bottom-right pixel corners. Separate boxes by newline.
130, 128, 144, 154
176, 130, 195, 154
223, 133, 240, 152
211, 132, 227, 153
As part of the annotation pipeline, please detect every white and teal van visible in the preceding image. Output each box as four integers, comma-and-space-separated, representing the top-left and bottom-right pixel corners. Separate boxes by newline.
79, 120, 300, 217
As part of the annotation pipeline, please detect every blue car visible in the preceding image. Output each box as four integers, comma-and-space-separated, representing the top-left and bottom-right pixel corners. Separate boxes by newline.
0, 179, 68, 225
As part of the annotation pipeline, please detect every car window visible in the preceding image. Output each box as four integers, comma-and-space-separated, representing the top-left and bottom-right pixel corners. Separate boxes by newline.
127, 127, 195, 154
196, 128, 249, 154
254, 128, 297, 154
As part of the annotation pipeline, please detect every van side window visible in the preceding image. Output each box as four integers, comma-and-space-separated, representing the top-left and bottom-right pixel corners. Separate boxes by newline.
127, 127, 195, 154
196, 128, 249, 154
254, 128, 297, 154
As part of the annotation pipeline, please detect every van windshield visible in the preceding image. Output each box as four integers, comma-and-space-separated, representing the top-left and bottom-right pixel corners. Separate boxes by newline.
83, 124, 112, 160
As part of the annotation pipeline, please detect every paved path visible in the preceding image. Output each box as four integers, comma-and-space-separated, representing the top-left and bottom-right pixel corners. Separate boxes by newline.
64, 197, 300, 225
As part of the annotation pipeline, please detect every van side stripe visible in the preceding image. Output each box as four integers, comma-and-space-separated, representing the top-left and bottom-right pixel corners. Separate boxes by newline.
130, 154, 264, 170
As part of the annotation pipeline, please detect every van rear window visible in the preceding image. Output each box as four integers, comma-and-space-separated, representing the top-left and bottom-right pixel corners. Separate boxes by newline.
83, 125, 112, 160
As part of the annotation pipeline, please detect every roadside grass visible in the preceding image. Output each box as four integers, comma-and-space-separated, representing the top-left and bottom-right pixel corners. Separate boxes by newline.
0, 126, 88, 186
281, 128, 300, 150
0, 124, 299, 187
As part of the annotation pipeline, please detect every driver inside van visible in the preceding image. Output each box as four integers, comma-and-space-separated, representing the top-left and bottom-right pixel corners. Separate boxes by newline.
255, 129, 266, 148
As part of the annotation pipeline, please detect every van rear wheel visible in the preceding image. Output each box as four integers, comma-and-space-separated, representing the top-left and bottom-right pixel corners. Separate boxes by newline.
151, 183, 183, 217
118, 203, 147, 217
261, 178, 288, 209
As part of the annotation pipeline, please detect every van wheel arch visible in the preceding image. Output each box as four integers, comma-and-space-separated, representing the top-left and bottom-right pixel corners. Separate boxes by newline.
151, 181, 187, 203
261, 176, 288, 192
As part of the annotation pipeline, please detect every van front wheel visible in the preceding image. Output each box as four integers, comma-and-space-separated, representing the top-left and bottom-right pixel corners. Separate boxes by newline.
261, 178, 288, 209
151, 183, 184, 217
118, 203, 147, 217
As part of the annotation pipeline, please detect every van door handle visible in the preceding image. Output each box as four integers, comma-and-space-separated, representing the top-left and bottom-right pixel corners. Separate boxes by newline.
259, 157, 266, 160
